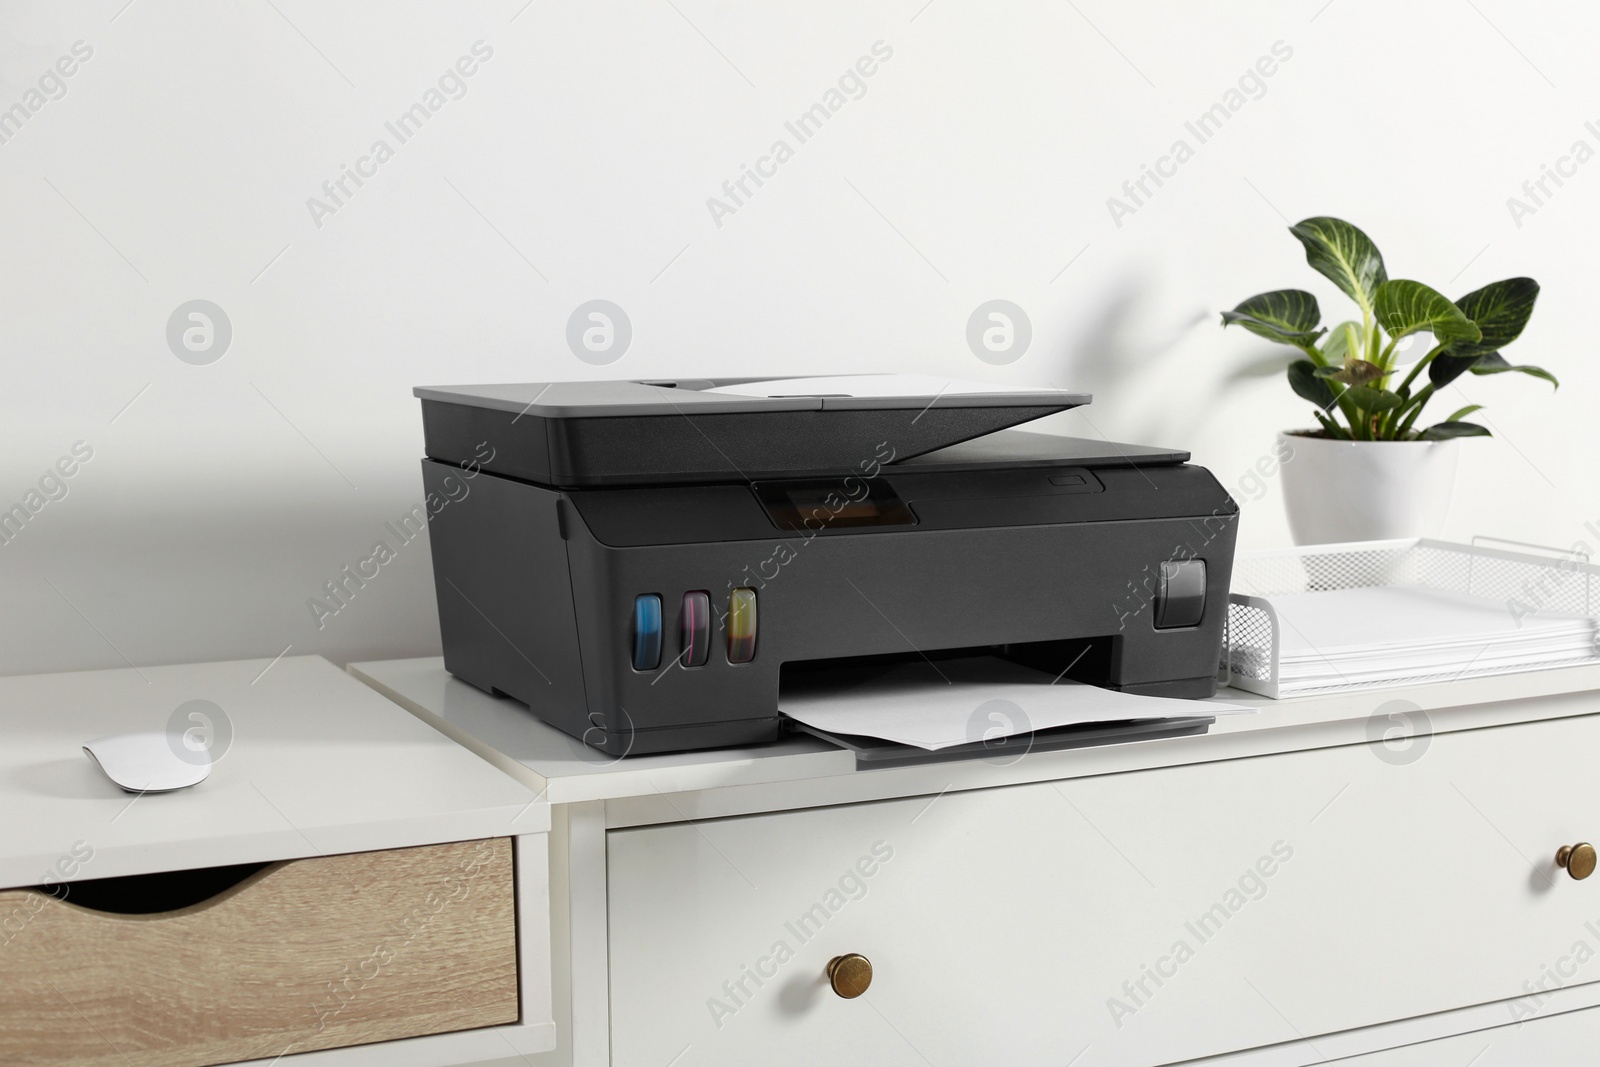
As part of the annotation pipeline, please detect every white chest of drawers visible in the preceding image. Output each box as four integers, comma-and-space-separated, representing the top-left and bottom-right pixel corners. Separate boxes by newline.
352, 658, 1600, 1067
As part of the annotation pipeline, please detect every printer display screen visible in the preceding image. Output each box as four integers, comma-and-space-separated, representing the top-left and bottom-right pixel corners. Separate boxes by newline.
754, 478, 917, 532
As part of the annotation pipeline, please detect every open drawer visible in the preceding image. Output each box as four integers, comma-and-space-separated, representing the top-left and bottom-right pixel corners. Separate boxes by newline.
0, 838, 518, 1067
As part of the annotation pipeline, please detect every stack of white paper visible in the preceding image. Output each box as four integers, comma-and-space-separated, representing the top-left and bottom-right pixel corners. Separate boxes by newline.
1267, 584, 1600, 696
779, 656, 1249, 751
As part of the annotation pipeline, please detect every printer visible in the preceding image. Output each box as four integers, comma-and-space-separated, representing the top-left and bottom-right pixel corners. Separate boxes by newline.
414, 375, 1238, 756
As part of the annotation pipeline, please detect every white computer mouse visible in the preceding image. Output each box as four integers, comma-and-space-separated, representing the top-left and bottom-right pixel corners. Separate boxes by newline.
83, 731, 211, 793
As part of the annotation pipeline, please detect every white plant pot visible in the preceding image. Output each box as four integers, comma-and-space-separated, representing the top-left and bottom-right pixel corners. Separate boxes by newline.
1277, 431, 1460, 545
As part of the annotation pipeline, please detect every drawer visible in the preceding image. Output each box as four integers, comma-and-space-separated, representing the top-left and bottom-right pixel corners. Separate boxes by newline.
0, 838, 518, 1066
1340, 1003, 1600, 1064
608, 713, 1600, 1066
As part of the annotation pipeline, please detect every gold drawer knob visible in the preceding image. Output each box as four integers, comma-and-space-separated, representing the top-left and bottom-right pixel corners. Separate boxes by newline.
1557, 843, 1597, 880
826, 953, 873, 999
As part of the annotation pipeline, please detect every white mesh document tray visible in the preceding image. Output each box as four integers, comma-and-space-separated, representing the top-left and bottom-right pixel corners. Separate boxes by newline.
1221, 538, 1600, 698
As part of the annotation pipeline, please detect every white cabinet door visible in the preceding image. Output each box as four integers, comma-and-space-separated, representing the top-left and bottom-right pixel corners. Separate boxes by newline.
608, 713, 1600, 1067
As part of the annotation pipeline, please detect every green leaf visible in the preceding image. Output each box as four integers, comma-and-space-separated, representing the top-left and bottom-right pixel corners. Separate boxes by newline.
1428, 351, 1485, 387
1468, 351, 1559, 387
1288, 359, 1337, 409
1428, 278, 1541, 381
1289, 217, 1388, 313
1421, 421, 1493, 440
1220, 290, 1325, 347
1344, 386, 1403, 411
1375, 280, 1482, 345
1456, 277, 1538, 351
1319, 320, 1363, 365
1442, 404, 1484, 422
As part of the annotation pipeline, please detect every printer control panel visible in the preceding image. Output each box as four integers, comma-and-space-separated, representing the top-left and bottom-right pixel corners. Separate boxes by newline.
753, 479, 917, 532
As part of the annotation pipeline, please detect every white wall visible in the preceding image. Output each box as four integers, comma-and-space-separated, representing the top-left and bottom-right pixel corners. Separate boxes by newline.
3, 0, 1595, 675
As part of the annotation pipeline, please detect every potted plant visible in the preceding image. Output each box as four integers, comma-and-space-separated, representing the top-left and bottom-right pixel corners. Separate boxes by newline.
1223, 216, 1555, 544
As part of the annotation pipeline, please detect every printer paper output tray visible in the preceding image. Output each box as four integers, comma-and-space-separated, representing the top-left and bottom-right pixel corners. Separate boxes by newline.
787, 716, 1216, 768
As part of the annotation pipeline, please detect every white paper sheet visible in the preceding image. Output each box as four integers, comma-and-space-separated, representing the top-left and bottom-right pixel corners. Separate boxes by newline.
779, 656, 1250, 751
703, 374, 1066, 399
1271, 584, 1594, 656
1259, 583, 1600, 696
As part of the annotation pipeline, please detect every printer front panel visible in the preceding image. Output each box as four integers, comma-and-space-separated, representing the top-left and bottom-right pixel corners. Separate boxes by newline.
565, 495, 1237, 749
425, 461, 1239, 755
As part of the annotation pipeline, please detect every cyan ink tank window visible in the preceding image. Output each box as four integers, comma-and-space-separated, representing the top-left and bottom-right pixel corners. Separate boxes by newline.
632, 594, 663, 670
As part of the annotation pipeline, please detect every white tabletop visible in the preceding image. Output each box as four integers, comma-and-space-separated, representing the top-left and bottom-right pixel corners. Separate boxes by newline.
349, 657, 1600, 811
348, 657, 850, 804
0, 656, 546, 889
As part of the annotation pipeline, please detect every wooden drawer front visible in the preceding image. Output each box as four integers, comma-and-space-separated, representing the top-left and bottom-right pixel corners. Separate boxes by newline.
0, 838, 517, 1067
608, 714, 1600, 1067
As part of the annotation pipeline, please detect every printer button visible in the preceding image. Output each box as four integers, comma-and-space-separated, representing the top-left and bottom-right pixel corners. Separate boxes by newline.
632, 594, 663, 670
728, 588, 758, 663
680, 591, 711, 668
1154, 560, 1207, 629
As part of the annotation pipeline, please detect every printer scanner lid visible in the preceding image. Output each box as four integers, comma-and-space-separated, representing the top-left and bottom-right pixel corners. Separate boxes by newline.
415, 374, 1096, 487
415, 374, 1088, 417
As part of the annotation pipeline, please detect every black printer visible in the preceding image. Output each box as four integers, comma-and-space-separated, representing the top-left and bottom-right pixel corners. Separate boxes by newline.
414, 375, 1238, 756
